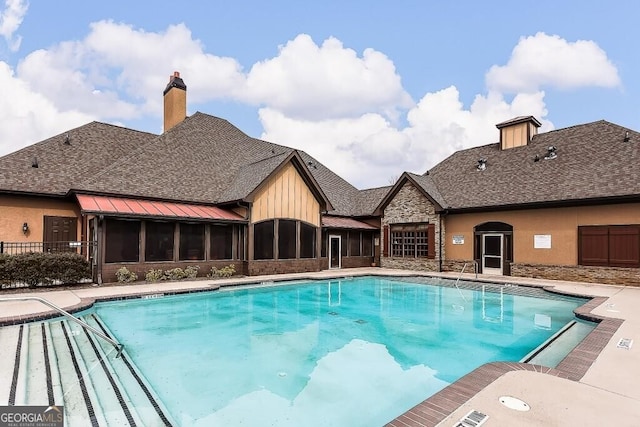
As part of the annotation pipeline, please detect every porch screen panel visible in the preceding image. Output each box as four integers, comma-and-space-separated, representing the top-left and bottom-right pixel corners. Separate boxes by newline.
145, 221, 174, 261
300, 222, 316, 258
254, 220, 274, 260
278, 220, 297, 259
362, 231, 373, 256
349, 231, 361, 256
210, 224, 233, 260
105, 219, 140, 263
179, 223, 205, 260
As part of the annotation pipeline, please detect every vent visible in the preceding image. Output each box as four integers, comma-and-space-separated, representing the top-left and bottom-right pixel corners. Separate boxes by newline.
544, 146, 557, 160
623, 131, 630, 142
617, 338, 633, 350
454, 410, 489, 427
31, 157, 39, 168
64, 133, 71, 145
476, 158, 487, 171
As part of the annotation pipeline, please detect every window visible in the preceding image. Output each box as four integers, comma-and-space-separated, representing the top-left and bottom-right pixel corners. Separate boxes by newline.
300, 222, 316, 258
278, 220, 297, 259
145, 221, 174, 261
179, 223, 205, 260
390, 223, 434, 259
579, 225, 640, 268
349, 231, 361, 256
340, 231, 348, 256
210, 224, 233, 260
254, 220, 274, 260
321, 229, 328, 257
105, 219, 140, 263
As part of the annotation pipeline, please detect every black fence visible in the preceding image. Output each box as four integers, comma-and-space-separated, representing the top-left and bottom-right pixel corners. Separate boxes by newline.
0, 240, 96, 255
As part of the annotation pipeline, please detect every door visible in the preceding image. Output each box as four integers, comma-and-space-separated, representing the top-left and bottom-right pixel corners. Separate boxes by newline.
329, 235, 341, 269
43, 216, 77, 252
482, 233, 503, 275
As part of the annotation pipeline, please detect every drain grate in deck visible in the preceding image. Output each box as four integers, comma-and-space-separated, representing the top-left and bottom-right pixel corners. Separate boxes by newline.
454, 409, 489, 427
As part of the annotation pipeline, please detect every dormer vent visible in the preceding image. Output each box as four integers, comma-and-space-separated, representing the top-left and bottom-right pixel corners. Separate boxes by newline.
496, 116, 542, 150
477, 158, 487, 171
624, 131, 630, 142
64, 134, 71, 145
533, 154, 540, 162
544, 146, 557, 160
32, 157, 39, 168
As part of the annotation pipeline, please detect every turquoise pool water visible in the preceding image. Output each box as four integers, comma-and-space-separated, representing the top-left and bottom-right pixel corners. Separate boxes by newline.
94, 276, 589, 426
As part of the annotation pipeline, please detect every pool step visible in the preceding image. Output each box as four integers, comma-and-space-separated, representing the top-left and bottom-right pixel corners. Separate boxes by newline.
0, 318, 175, 426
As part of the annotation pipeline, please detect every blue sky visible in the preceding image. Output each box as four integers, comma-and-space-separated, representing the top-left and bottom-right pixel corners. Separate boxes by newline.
0, 0, 637, 188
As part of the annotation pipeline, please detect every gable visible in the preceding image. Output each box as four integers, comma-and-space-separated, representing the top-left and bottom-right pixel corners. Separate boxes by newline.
251, 162, 320, 226
384, 181, 438, 223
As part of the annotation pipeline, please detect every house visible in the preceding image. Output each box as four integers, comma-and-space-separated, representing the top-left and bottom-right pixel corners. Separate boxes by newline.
1, 72, 638, 285
0, 72, 384, 283
377, 116, 640, 285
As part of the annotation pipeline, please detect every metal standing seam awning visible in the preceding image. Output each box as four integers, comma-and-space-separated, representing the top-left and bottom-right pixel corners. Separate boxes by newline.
321, 216, 378, 230
76, 194, 245, 222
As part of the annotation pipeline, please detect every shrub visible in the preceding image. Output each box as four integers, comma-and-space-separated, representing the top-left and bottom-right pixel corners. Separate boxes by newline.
145, 268, 165, 282
164, 267, 186, 281
116, 267, 138, 283
0, 252, 91, 287
208, 264, 236, 278
184, 265, 199, 279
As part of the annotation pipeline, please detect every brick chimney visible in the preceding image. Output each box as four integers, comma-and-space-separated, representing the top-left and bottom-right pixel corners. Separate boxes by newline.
496, 116, 541, 150
163, 71, 187, 132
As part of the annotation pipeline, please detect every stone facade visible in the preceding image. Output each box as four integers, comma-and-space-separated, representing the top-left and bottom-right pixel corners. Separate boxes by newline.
247, 259, 321, 276
511, 263, 640, 286
381, 181, 442, 272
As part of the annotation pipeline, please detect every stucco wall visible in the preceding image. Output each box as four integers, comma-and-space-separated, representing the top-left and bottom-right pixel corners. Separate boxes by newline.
0, 195, 80, 242
444, 202, 640, 266
381, 181, 442, 271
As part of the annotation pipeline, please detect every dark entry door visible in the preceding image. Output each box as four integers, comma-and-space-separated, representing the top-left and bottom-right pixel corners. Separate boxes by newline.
329, 235, 341, 269
44, 216, 77, 252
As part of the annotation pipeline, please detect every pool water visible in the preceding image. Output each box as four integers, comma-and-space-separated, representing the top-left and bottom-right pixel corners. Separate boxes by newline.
94, 276, 589, 426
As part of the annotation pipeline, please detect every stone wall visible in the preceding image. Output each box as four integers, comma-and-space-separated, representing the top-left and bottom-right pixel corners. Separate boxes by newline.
247, 259, 321, 276
511, 263, 640, 286
381, 181, 442, 272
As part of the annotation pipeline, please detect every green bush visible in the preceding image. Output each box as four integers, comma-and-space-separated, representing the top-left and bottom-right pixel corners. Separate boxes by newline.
184, 265, 199, 279
164, 267, 186, 281
208, 264, 236, 278
0, 252, 91, 288
115, 267, 138, 283
145, 268, 165, 282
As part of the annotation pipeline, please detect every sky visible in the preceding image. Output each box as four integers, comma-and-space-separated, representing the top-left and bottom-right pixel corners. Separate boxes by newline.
0, 1, 637, 189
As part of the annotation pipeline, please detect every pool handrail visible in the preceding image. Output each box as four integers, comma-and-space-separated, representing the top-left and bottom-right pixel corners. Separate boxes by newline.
454, 261, 478, 303
0, 296, 124, 358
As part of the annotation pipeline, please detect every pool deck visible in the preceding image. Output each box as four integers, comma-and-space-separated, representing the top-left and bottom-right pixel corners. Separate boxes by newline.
1, 268, 639, 426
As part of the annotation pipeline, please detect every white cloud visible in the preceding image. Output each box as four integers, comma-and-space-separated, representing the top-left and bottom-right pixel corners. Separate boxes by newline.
0, 23, 621, 191
0, 62, 94, 155
486, 32, 620, 93
0, 0, 27, 51
245, 34, 412, 120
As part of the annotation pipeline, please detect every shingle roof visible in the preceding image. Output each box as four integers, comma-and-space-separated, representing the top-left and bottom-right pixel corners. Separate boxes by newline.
428, 120, 640, 210
0, 112, 377, 217
0, 122, 156, 196
406, 172, 448, 208
357, 185, 392, 216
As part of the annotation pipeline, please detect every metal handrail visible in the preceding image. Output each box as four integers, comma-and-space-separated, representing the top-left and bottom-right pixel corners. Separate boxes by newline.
454, 261, 479, 302
0, 296, 123, 357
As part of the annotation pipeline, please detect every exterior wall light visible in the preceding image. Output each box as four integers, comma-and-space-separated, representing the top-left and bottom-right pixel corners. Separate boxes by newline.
22, 222, 29, 234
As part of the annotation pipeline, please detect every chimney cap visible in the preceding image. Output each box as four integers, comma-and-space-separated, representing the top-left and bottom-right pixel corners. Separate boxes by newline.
163, 71, 187, 95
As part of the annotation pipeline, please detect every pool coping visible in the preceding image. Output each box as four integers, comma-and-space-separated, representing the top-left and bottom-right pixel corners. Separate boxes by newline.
0, 269, 632, 426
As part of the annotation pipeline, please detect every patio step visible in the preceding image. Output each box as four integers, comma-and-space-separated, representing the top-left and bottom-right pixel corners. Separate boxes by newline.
0, 318, 175, 426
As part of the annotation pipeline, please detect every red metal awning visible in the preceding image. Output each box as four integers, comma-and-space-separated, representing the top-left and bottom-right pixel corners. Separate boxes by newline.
322, 216, 377, 230
76, 194, 245, 222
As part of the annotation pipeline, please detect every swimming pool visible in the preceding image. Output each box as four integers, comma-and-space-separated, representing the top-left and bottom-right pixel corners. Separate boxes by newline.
90, 276, 591, 426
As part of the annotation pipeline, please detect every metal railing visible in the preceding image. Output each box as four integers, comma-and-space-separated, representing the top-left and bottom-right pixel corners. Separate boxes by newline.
0, 240, 95, 255
0, 296, 123, 358
453, 261, 479, 303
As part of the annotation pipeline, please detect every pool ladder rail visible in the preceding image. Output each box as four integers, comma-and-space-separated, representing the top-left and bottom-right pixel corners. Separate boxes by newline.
0, 295, 124, 357
454, 261, 478, 303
